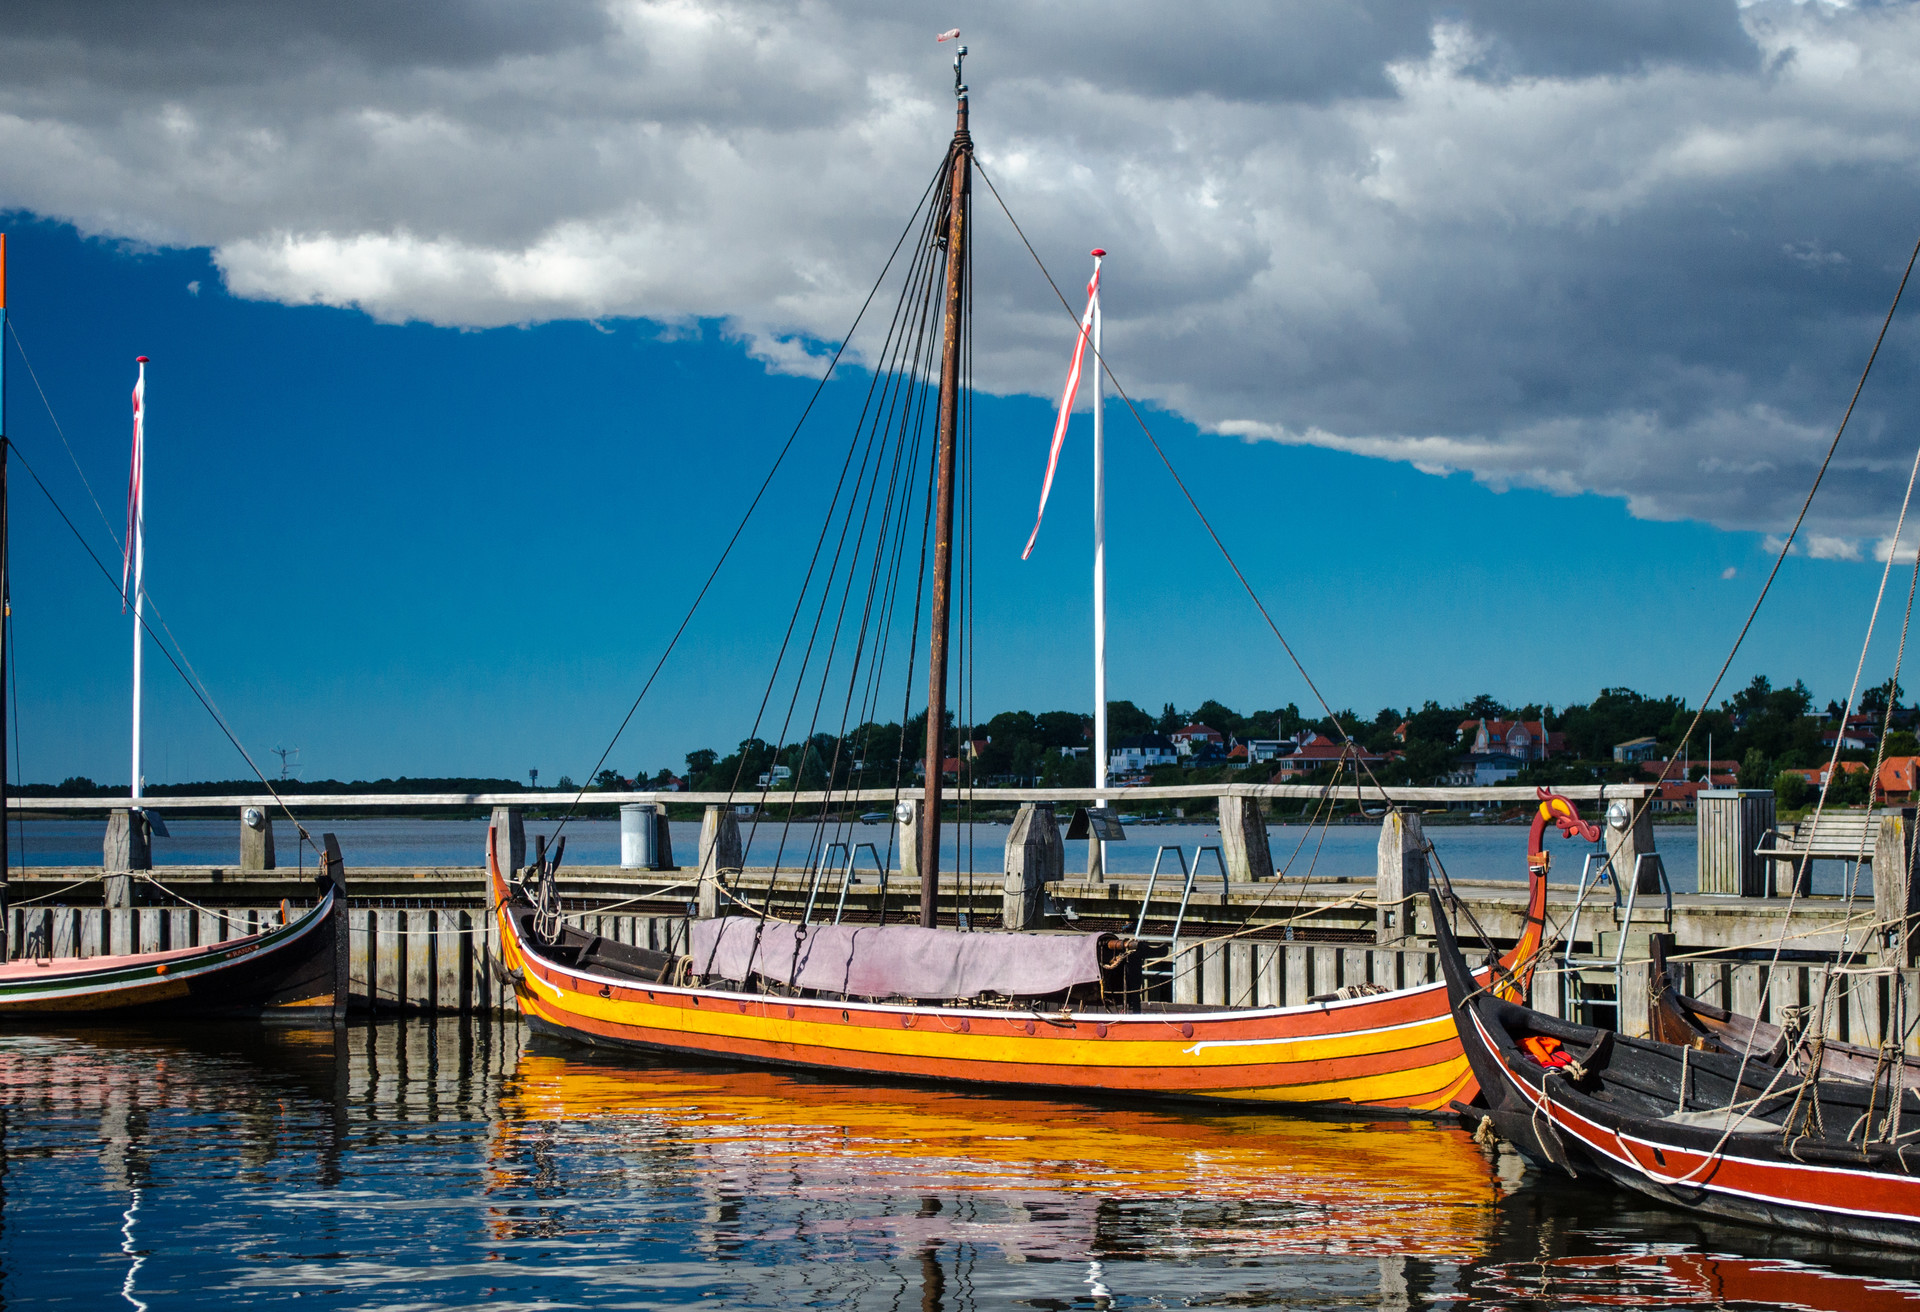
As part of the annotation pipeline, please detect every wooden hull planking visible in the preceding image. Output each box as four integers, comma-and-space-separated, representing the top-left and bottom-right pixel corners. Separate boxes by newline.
0, 884, 344, 1020
492, 831, 1547, 1114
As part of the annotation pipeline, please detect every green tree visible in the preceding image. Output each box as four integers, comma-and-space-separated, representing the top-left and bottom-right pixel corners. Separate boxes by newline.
1465, 693, 1507, 719
1772, 769, 1810, 810
1107, 701, 1156, 739
1157, 701, 1182, 732
685, 748, 717, 778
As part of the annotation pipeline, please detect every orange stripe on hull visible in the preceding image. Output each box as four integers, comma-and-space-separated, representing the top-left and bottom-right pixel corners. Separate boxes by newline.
488, 823, 1548, 1116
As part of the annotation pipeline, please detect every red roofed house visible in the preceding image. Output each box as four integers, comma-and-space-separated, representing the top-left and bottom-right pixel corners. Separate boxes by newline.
1457, 718, 1559, 763
1879, 756, 1920, 803
1269, 736, 1385, 779
1169, 724, 1226, 758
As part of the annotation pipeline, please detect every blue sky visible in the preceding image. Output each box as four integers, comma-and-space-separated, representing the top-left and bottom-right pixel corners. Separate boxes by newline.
6, 3, 1920, 786
2, 218, 1902, 787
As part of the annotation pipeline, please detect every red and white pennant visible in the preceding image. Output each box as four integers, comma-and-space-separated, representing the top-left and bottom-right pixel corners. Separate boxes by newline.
1021, 253, 1102, 560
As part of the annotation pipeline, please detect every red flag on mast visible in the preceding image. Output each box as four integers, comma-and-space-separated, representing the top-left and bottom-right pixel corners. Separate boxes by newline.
122, 358, 146, 611
1021, 256, 1102, 560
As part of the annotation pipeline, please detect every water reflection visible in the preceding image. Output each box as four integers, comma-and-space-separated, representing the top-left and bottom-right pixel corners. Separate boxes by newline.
0, 1016, 1910, 1308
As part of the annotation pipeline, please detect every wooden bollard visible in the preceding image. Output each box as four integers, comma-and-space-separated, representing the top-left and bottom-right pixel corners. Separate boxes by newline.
1375, 809, 1427, 944
103, 808, 150, 909
696, 805, 742, 918
1218, 795, 1274, 883
1877, 810, 1919, 966
1002, 803, 1062, 930
488, 806, 525, 875
240, 806, 276, 871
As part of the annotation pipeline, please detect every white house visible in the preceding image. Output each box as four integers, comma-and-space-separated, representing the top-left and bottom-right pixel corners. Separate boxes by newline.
1109, 734, 1179, 776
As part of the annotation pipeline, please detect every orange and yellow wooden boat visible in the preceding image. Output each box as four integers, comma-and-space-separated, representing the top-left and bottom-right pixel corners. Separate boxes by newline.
491, 792, 1594, 1116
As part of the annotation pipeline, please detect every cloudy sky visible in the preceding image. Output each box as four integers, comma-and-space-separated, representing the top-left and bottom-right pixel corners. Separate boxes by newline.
6, 0, 1920, 785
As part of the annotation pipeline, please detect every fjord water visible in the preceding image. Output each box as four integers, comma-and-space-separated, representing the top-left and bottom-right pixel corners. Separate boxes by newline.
4, 1019, 1917, 1309
20, 816, 1725, 889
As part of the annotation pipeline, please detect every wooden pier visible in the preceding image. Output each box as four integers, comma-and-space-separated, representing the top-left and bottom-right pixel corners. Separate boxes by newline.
8, 782, 1916, 1050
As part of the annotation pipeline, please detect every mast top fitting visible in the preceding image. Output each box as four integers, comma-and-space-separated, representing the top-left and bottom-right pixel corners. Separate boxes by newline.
953, 45, 967, 101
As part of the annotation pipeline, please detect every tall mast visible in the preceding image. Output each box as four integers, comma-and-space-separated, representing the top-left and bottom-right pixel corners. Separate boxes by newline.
1089, 250, 1107, 879
0, 234, 10, 952
919, 48, 972, 927
130, 357, 147, 802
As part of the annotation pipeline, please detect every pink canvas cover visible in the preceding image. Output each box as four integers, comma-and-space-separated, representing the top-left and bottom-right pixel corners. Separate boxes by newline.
689, 918, 1105, 1000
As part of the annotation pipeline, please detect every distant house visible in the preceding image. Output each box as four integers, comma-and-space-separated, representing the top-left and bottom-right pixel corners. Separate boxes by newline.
1458, 718, 1558, 762
1822, 727, 1876, 752
1169, 724, 1226, 758
1651, 780, 1706, 814
1110, 734, 1179, 776
1781, 761, 1869, 789
1880, 755, 1920, 803
1268, 738, 1384, 779
1243, 739, 1290, 764
756, 765, 792, 788
656, 774, 687, 793
1613, 736, 1662, 763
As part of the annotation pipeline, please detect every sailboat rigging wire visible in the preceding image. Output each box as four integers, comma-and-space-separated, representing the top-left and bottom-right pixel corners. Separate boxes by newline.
973, 161, 1397, 806
730, 157, 953, 889
6, 324, 281, 827
1693, 238, 1920, 1144
542, 164, 945, 847
1628, 225, 1920, 837
4, 320, 121, 554
7, 443, 316, 846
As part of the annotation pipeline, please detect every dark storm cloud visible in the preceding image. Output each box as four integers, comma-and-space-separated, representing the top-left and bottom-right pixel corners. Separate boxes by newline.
0, 0, 1916, 547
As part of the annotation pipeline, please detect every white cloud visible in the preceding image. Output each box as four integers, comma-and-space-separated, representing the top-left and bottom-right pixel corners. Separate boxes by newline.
5, 0, 1920, 540
1721, 566, 1737, 579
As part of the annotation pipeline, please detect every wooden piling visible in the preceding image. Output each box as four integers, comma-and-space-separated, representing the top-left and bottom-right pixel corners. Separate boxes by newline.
1001, 803, 1062, 930
1217, 796, 1273, 884
1374, 810, 1428, 944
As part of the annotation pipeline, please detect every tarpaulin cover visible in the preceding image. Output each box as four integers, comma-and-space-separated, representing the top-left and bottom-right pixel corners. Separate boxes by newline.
688, 917, 1105, 1000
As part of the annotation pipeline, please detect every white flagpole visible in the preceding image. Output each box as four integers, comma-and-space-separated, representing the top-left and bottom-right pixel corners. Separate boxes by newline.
1090, 250, 1107, 873
131, 357, 146, 801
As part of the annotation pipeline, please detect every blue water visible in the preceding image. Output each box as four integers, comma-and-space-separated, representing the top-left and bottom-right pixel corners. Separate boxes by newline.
0, 1016, 1915, 1309
12, 816, 1708, 887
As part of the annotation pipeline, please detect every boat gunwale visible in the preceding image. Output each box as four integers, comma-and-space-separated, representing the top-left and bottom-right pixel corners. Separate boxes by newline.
0, 885, 334, 1003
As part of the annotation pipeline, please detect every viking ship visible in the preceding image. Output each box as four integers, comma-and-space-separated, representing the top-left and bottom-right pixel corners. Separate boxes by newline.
1436, 886, 1920, 1247
0, 235, 349, 1021
486, 51, 1594, 1112
1647, 935, 1920, 1088
0, 860, 346, 1020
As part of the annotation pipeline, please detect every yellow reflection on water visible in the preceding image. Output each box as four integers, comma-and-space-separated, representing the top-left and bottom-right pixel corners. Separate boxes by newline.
497, 1050, 1500, 1261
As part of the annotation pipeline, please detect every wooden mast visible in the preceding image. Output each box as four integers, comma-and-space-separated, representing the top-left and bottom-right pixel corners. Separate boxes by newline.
920, 52, 971, 927
0, 233, 10, 958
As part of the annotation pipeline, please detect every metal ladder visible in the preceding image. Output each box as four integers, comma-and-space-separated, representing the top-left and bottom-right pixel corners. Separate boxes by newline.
1559, 850, 1673, 1028
797, 842, 890, 925
1133, 845, 1230, 996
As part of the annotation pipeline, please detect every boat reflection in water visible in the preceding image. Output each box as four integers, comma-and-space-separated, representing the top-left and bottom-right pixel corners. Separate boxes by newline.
492, 1045, 1501, 1306
5, 1017, 1920, 1309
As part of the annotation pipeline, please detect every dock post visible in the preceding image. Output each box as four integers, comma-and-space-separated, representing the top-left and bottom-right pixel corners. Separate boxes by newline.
696, 805, 742, 918
896, 798, 922, 899
1605, 792, 1662, 894
1218, 795, 1274, 883
1876, 810, 1919, 966
488, 807, 525, 876
1375, 809, 1427, 944
103, 808, 150, 909
1002, 803, 1063, 930
240, 806, 276, 871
